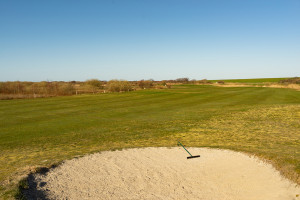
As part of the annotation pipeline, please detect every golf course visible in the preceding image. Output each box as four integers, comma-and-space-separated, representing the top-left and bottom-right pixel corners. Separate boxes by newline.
1, 84, 300, 199
1, 0, 299, 198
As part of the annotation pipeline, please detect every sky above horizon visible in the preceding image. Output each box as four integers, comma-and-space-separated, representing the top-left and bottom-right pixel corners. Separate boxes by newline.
0, 0, 299, 81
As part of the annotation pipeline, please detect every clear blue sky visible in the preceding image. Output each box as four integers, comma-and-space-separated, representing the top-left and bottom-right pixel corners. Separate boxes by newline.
0, 0, 299, 81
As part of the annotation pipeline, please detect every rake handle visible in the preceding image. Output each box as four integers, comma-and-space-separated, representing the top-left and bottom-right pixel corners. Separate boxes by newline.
177, 141, 193, 157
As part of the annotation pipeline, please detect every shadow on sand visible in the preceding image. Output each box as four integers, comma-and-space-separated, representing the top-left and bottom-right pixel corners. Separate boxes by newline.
19, 166, 56, 200
21, 173, 49, 200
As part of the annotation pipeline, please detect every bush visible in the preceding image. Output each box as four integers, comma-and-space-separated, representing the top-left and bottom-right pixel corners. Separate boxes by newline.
0, 81, 76, 98
85, 79, 103, 88
189, 79, 197, 84
279, 77, 300, 84
176, 78, 189, 83
58, 83, 75, 95
166, 84, 172, 89
85, 79, 103, 93
198, 79, 212, 84
161, 81, 167, 86
106, 80, 133, 92
138, 79, 154, 89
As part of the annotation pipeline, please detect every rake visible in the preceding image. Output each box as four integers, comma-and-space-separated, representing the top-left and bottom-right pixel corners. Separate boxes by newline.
177, 141, 200, 159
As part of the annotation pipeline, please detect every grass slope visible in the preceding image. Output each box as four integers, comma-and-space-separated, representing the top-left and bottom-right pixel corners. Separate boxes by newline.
0, 85, 300, 199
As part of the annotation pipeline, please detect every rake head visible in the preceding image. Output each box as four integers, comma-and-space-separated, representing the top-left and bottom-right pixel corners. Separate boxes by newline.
187, 155, 200, 159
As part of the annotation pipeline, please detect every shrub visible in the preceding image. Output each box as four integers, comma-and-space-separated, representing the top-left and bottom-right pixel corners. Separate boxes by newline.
0, 81, 76, 98
85, 79, 103, 93
58, 83, 75, 95
198, 79, 212, 84
138, 79, 154, 89
279, 77, 300, 84
166, 84, 172, 89
189, 79, 197, 84
176, 78, 189, 83
85, 79, 103, 88
106, 80, 133, 92
161, 81, 167, 86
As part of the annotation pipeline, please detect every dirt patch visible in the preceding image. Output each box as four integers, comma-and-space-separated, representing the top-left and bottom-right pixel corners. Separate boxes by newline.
24, 148, 300, 200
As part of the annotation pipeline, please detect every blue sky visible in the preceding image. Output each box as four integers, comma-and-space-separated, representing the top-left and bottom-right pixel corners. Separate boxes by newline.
0, 0, 299, 81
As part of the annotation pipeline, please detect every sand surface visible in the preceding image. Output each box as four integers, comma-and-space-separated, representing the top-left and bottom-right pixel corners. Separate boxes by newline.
31, 147, 300, 200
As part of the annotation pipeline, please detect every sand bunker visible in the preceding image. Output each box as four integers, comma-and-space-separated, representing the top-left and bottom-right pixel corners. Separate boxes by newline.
30, 147, 299, 200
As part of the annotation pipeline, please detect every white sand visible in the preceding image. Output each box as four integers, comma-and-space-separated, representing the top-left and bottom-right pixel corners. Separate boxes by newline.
34, 147, 300, 200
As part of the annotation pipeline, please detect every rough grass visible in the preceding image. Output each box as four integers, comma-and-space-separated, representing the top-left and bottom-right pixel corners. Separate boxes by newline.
213, 82, 300, 91
0, 85, 300, 199
175, 104, 300, 183
210, 77, 288, 83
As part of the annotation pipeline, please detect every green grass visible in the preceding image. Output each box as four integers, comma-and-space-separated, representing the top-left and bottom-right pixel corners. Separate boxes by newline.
0, 85, 300, 199
209, 77, 288, 83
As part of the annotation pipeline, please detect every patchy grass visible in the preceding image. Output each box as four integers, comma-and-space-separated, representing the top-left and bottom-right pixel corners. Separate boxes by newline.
0, 85, 300, 199
175, 104, 300, 183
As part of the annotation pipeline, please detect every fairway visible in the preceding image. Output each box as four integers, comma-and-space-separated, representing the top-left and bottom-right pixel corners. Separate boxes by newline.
1, 85, 300, 198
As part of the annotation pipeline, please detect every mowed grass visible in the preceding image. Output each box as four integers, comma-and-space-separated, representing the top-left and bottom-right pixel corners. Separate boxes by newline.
0, 85, 300, 199
210, 77, 288, 83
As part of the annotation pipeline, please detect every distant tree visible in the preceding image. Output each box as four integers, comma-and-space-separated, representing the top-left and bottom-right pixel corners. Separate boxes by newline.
176, 78, 189, 83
